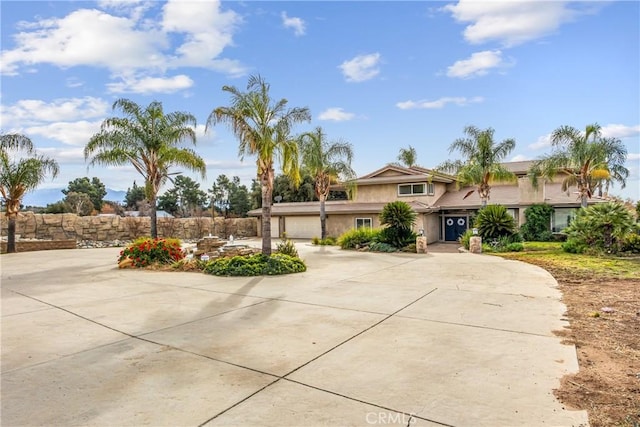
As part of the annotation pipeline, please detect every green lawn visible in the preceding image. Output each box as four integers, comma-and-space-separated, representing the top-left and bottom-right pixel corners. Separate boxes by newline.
492, 241, 640, 279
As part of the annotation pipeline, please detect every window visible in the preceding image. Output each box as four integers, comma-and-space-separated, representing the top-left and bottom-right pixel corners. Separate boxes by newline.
552, 208, 577, 232
398, 183, 426, 196
356, 218, 372, 229
426, 182, 435, 195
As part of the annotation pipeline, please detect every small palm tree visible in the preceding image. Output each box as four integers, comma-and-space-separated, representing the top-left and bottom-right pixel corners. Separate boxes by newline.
1, 133, 59, 253
437, 126, 516, 207
529, 124, 628, 208
207, 75, 311, 255
395, 145, 418, 168
85, 99, 206, 238
299, 127, 356, 239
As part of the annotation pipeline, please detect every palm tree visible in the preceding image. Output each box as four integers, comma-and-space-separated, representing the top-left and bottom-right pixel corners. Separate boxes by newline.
529, 124, 628, 208
299, 127, 356, 239
207, 75, 311, 255
437, 126, 516, 207
85, 99, 206, 238
395, 145, 418, 168
1, 133, 59, 253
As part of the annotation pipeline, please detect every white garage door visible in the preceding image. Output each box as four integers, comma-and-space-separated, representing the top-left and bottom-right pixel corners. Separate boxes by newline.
270, 217, 280, 238
284, 216, 322, 239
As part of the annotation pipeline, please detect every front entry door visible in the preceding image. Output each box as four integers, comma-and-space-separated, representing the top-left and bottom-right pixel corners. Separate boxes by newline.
444, 216, 467, 241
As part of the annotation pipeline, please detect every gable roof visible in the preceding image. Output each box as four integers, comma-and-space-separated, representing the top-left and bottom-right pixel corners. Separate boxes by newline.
356, 164, 455, 185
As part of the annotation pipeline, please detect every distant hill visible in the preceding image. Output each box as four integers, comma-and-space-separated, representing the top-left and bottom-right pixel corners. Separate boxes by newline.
22, 188, 127, 208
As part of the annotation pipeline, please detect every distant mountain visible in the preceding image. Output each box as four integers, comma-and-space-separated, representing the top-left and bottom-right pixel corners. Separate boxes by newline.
22, 188, 127, 208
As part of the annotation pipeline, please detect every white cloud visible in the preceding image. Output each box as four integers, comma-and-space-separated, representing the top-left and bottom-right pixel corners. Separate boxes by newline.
0, 97, 109, 127
444, 1, 579, 47
318, 108, 355, 122
339, 53, 381, 82
446, 50, 512, 78
25, 120, 104, 146
396, 96, 483, 110
107, 74, 194, 94
510, 154, 531, 162
600, 124, 640, 139
528, 133, 552, 150
627, 153, 640, 161
281, 12, 306, 36
1, 0, 246, 80
37, 146, 86, 163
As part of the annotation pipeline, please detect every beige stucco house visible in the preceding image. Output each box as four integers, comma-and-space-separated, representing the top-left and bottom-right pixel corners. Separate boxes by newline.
249, 161, 598, 243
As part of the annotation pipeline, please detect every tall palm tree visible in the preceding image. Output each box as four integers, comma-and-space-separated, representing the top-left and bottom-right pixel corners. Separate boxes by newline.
529, 124, 628, 208
299, 127, 356, 239
207, 75, 311, 255
1, 134, 59, 253
437, 126, 516, 207
85, 99, 206, 238
395, 145, 418, 168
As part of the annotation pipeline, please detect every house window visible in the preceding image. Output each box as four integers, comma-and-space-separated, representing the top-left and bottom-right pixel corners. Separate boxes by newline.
507, 208, 518, 226
356, 218, 372, 229
426, 182, 435, 195
398, 183, 426, 196
552, 208, 577, 232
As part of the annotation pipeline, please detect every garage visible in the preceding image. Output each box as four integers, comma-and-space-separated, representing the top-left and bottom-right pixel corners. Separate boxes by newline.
270, 217, 280, 238
283, 215, 322, 239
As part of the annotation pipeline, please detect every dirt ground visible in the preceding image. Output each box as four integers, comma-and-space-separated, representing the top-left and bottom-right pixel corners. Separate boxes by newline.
521, 261, 639, 427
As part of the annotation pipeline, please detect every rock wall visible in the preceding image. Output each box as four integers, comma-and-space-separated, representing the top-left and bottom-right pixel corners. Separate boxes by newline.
1, 240, 77, 253
0, 213, 257, 241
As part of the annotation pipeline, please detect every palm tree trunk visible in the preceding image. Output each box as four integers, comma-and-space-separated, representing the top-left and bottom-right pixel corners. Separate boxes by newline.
7, 215, 16, 253
261, 187, 272, 256
319, 194, 327, 239
150, 195, 158, 238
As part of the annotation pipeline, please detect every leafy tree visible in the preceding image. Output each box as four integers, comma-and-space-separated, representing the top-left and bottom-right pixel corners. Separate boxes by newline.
62, 177, 106, 211
85, 99, 206, 237
124, 181, 146, 209
207, 75, 310, 255
64, 191, 93, 216
299, 127, 356, 239
209, 175, 254, 218
378, 201, 417, 248
474, 204, 516, 240
249, 179, 262, 210
158, 175, 206, 217
529, 123, 628, 208
43, 201, 70, 214
156, 190, 180, 216
437, 126, 516, 207
395, 145, 418, 167
563, 202, 634, 253
273, 173, 316, 203
1, 133, 59, 253
520, 204, 554, 241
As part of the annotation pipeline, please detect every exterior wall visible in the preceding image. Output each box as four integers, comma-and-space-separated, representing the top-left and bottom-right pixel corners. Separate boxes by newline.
354, 182, 447, 204
0, 213, 257, 241
420, 214, 440, 244
518, 177, 544, 204
326, 214, 383, 238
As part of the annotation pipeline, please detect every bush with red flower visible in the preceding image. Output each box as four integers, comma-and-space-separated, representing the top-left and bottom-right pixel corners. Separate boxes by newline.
118, 237, 185, 268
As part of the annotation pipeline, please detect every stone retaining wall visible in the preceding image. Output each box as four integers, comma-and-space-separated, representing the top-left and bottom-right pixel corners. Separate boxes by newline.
0, 213, 257, 242
1, 240, 77, 253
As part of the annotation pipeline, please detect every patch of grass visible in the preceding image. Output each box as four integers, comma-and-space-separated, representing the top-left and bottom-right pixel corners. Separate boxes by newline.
493, 242, 640, 279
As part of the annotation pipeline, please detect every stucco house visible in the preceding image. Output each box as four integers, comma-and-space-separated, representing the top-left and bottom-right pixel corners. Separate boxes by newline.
249, 161, 600, 243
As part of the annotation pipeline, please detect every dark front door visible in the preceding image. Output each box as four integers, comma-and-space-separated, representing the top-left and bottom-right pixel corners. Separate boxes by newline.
444, 216, 467, 241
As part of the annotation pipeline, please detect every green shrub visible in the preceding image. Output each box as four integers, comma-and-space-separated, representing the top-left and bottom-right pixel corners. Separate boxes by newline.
562, 238, 587, 254
520, 204, 554, 241
337, 227, 381, 249
504, 242, 524, 252
368, 242, 398, 252
621, 233, 640, 253
377, 226, 417, 249
563, 202, 634, 254
276, 235, 299, 258
312, 236, 337, 246
474, 205, 516, 239
459, 229, 474, 250
204, 253, 306, 276
118, 237, 184, 267
402, 243, 417, 253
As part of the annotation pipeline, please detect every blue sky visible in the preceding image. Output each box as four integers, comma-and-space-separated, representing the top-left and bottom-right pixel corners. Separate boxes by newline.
1, 0, 639, 206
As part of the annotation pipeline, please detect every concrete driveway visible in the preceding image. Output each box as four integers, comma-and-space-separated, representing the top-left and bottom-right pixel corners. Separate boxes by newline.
1, 241, 588, 427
